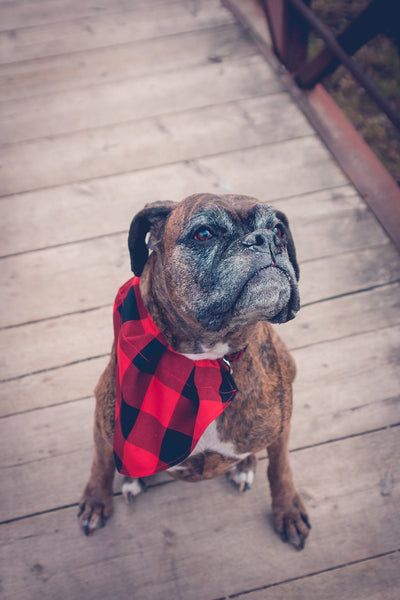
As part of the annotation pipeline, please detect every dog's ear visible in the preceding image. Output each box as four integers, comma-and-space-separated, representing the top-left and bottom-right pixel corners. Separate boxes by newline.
275, 210, 299, 281
128, 201, 175, 275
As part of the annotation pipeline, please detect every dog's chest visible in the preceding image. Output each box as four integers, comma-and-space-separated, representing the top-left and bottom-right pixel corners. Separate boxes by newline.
167, 418, 250, 480
191, 419, 249, 459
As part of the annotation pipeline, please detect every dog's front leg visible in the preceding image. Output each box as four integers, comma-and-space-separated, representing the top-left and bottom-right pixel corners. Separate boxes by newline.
78, 421, 115, 535
267, 425, 310, 550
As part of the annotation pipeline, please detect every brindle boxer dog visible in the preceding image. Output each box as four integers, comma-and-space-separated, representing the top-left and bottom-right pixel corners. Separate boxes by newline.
78, 193, 310, 549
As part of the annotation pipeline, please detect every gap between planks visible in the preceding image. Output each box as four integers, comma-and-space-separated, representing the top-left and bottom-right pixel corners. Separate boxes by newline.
0, 426, 399, 600
2, 422, 400, 529
221, 551, 400, 600
0, 183, 349, 259
0, 0, 234, 65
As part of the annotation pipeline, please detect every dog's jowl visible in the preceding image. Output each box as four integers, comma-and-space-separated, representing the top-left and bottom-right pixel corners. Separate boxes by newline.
78, 193, 311, 549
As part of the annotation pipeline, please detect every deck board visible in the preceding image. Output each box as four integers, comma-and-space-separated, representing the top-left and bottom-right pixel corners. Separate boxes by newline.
0, 429, 399, 600
0, 57, 281, 144
0, 1, 399, 599
0, 23, 254, 102
0, 0, 234, 64
1, 327, 400, 524
1, 233, 398, 332
0, 94, 314, 195
1, 258, 400, 380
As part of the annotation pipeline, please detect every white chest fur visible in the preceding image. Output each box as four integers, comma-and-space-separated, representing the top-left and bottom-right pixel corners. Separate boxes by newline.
168, 342, 249, 472
182, 342, 230, 361
167, 419, 250, 473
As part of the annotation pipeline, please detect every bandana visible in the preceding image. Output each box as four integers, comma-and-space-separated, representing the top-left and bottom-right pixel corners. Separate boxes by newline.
113, 277, 242, 478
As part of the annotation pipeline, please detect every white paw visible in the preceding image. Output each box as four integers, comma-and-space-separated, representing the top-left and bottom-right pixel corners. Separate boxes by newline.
228, 466, 255, 492
122, 478, 145, 504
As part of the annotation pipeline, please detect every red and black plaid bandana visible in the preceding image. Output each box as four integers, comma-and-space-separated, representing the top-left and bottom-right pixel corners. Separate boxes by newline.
113, 277, 240, 478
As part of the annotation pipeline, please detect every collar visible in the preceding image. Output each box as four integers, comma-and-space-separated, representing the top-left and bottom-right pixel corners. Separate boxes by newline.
112, 277, 245, 478
222, 348, 246, 374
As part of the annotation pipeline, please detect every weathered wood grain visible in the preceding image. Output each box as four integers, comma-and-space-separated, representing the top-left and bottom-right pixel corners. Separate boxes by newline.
0, 56, 281, 144
0, 166, 349, 259
0, 356, 106, 417
0, 0, 233, 64
0, 428, 399, 600
1, 262, 399, 382
2, 322, 399, 467
1, 284, 399, 420
1, 0, 399, 598
282, 282, 400, 349
0, 0, 194, 31
1, 325, 399, 523
237, 553, 400, 600
0, 23, 256, 102
0, 93, 313, 195
1, 230, 398, 331
299, 244, 400, 305
290, 324, 400, 448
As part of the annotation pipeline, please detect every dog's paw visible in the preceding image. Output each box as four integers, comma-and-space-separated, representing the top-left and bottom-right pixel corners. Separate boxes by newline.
77, 488, 113, 536
228, 467, 255, 492
272, 493, 311, 550
227, 456, 257, 492
122, 477, 146, 504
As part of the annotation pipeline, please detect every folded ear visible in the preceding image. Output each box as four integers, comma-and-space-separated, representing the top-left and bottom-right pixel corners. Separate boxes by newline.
128, 201, 175, 275
275, 210, 299, 281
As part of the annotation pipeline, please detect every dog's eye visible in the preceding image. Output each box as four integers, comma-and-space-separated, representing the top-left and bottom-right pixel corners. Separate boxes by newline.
273, 224, 284, 239
194, 227, 213, 242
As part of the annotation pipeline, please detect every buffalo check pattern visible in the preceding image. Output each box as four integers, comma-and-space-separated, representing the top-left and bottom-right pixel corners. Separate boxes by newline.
113, 277, 239, 478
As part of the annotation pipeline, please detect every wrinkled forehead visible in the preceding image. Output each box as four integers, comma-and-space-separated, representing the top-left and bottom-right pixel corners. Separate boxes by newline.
166, 193, 277, 235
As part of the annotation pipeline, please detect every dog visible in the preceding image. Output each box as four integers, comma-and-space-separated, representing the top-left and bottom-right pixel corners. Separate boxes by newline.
78, 193, 310, 549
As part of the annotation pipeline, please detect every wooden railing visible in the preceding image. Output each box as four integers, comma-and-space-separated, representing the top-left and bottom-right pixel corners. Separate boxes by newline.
261, 0, 400, 131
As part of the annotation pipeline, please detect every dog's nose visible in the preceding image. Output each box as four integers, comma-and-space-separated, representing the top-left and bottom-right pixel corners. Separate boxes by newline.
242, 229, 271, 249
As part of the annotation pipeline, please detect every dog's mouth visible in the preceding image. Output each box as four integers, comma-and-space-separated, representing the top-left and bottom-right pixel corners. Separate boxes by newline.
234, 264, 290, 309
197, 264, 296, 331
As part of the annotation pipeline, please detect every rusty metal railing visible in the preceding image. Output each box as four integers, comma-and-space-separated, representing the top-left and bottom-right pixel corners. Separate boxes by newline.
261, 0, 400, 131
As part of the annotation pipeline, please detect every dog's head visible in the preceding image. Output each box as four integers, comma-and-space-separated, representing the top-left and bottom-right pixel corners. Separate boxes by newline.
128, 193, 299, 333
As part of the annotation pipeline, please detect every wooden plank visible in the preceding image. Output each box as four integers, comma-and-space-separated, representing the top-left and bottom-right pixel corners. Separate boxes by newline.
0, 398, 94, 469
1, 282, 399, 414
0, 56, 281, 144
282, 282, 400, 349
1, 323, 399, 473
0, 0, 189, 31
0, 167, 350, 259
0, 0, 234, 64
1, 224, 398, 330
290, 324, 400, 449
197, 135, 347, 200
1, 3, 397, 599
299, 244, 400, 305
0, 93, 314, 196
0, 356, 107, 417
0, 23, 256, 102
0, 307, 112, 381
1, 257, 399, 381
238, 553, 400, 600
0, 427, 399, 599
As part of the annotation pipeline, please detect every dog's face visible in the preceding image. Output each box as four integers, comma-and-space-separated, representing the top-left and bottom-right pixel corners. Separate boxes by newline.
129, 193, 300, 333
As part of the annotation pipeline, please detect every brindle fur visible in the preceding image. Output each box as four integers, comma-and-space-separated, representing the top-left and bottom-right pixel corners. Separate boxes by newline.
79, 194, 310, 549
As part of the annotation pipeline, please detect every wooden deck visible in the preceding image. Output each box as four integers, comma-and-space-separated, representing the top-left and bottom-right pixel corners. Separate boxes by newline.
1, 1, 399, 598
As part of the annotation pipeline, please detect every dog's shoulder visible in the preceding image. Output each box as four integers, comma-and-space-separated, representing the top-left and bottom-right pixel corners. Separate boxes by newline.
217, 322, 295, 453
259, 321, 296, 383
237, 321, 295, 385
